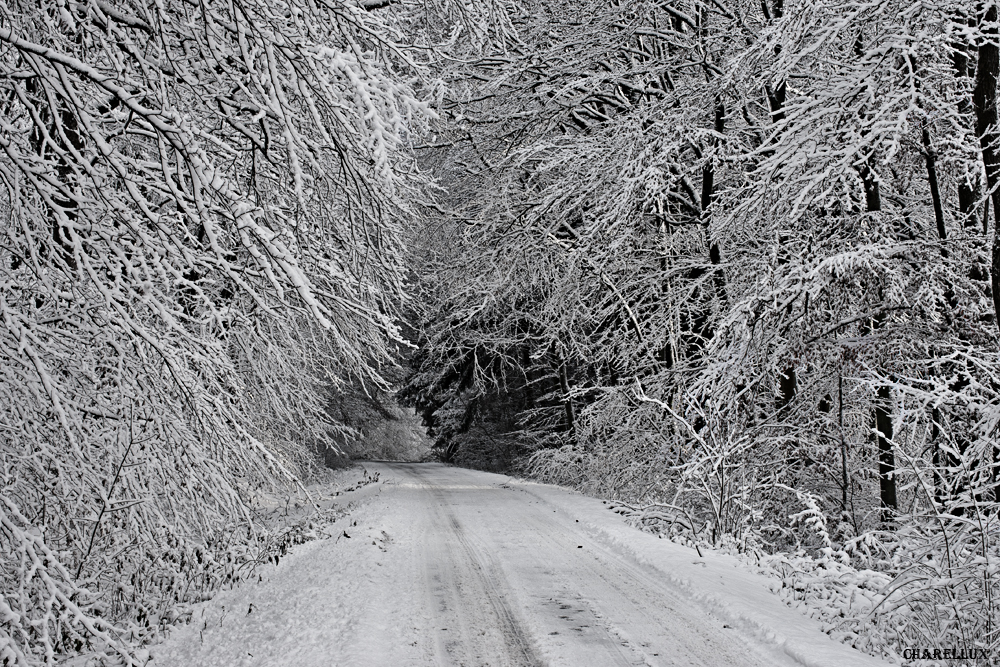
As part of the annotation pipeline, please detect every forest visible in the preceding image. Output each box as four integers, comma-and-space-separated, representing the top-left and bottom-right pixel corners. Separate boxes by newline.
2, 0, 1000, 663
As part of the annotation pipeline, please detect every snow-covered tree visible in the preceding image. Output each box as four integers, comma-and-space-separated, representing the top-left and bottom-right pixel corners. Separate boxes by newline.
0, 0, 452, 661
405, 0, 1000, 658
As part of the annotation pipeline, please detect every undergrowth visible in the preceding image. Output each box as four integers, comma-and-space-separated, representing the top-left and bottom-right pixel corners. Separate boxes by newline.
604, 493, 1000, 667
2, 468, 380, 666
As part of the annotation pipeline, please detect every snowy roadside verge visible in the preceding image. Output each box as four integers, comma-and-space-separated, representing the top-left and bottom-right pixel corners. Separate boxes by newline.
145, 466, 427, 667
510, 477, 891, 667
58, 464, 384, 667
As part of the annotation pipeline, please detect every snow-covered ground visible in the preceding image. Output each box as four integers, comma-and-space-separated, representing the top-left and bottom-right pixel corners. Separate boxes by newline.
151, 463, 888, 667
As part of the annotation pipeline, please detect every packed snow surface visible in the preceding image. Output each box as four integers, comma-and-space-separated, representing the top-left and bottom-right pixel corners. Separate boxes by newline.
152, 463, 889, 666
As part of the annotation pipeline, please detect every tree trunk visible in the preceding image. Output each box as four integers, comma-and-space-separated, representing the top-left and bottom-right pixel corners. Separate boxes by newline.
701, 95, 728, 304
972, 5, 1000, 498
972, 2, 1000, 329
854, 109, 898, 516
778, 368, 796, 414
953, 11, 980, 228
556, 347, 575, 437
839, 373, 849, 513
875, 385, 897, 521
922, 126, 947, 242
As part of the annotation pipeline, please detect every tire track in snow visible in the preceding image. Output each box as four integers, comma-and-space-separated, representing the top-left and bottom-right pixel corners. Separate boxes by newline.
406, 466, 653, 666
409, 465, 541, 666
395, 463, 792, 667
444, 513, 540, 666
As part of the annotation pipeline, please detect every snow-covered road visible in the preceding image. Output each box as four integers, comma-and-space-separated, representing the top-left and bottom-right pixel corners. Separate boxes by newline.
153, 463, 888, 667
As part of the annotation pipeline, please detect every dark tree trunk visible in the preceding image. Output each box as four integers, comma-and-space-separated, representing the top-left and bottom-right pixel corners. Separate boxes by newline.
778, 368, 796, 414
853, 107, 898, 515
972, 6, 1000, 498
922, 126, 947, 242
972, 2, 1000, 329
761, 33, 798, 416
931, 407, 949, 509
875, 385, 897, 520
953, 11, 980, 229
858, 163, 882, 213
701, 95, 728, 303
839, 374, 849, 513
556, 348, 575, 437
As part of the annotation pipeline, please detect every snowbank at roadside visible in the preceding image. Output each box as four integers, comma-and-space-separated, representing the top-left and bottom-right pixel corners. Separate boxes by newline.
512, 477, 891, 667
